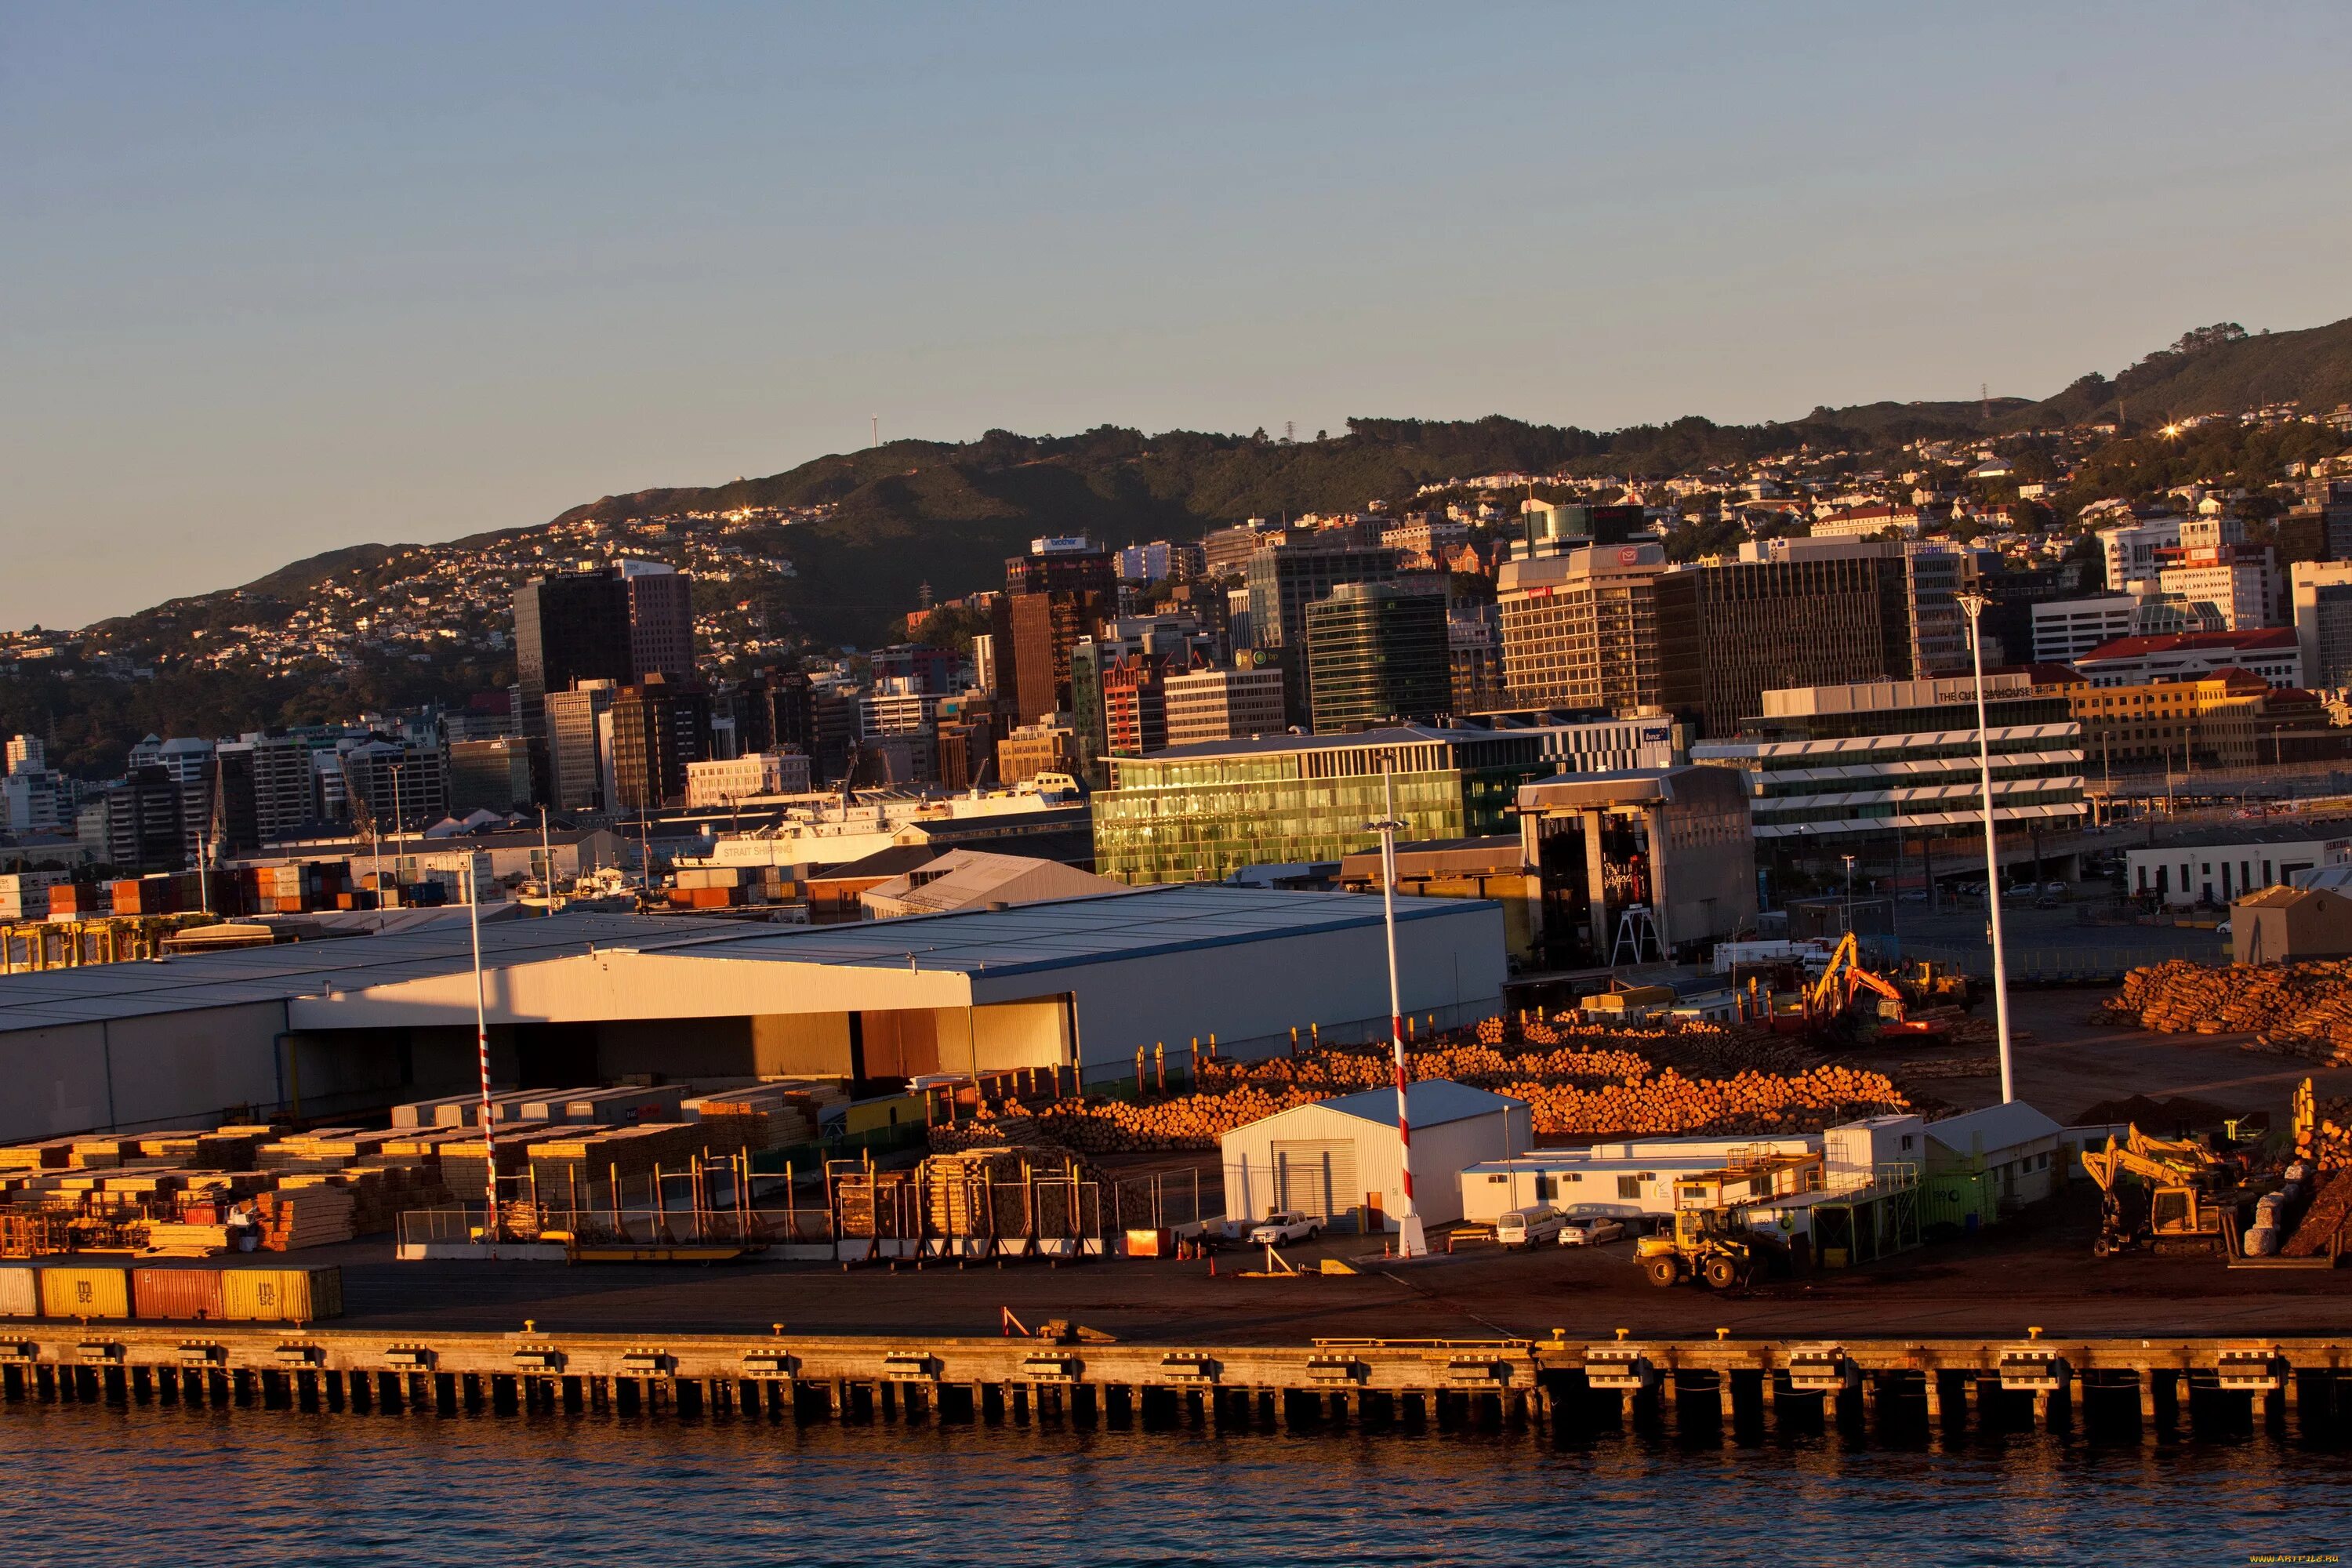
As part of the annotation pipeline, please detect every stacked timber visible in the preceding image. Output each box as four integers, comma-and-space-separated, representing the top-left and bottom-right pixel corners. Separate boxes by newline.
255, 1186, 356, 1250
2282, 1170, 2352, 1258
521, 1123, 709, 1198
2104, 960, 2352, 1061
0, 1138, 82, 1173
681, 1087, 818, 1152
833, 1168, 916, 1239
1021, 1058, 1910, 1154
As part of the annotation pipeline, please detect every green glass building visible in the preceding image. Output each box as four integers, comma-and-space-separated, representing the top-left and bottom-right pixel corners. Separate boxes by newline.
1305, 581, 1451, 734
1094, 725, 1566, 884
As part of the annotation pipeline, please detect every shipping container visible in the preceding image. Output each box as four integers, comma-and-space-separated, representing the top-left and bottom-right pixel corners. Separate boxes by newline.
222, 1265, 343, 1323
132, 1265, 227, 1322
0, 1265, 36, 1317
38, 1265, 132, 1319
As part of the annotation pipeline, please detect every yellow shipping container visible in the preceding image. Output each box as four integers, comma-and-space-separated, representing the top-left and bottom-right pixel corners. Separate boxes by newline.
0, 1265, 36, 1317
221, 1265, 343, 1323
38, 1265, 131, 1319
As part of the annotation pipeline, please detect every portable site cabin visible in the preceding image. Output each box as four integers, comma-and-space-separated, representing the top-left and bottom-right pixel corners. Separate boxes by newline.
1220, 1080, 1530, 1232
1923, 1102, 2063, 1231
1458, 1134, 1820, 1225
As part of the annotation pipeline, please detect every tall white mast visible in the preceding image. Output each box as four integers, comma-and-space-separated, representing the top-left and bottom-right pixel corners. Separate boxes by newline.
1370, 765, 1426, 1257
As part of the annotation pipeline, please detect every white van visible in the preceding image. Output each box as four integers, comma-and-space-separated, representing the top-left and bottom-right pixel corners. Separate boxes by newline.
1493, 1204, 1566, 1249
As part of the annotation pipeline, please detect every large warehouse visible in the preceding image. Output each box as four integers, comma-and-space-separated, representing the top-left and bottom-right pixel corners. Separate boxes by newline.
0, 885, 1506, 1142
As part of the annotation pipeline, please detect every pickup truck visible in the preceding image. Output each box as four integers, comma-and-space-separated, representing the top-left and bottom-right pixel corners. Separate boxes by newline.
1247, 1211, 1323, 1245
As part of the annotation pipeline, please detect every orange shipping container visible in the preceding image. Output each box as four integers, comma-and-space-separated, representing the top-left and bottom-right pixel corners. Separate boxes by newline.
133, 1265, 226, 1322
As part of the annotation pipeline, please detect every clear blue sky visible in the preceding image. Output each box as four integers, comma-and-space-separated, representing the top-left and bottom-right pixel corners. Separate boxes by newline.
5, 2, 2350, 628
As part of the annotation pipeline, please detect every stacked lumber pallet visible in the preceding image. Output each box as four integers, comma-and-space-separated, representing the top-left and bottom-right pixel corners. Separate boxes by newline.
833, 1168, 916, 1238
0, 1138, 82, 1172
520, 1123, 711, 1200
143, 1221, 234, 1256
915, 1148, 1094, 1238
255, 1186, 356, 1250
681, 1086, 819, 1152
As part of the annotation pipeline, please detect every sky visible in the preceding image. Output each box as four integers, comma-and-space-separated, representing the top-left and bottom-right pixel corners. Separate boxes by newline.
5, 2, 2351, 630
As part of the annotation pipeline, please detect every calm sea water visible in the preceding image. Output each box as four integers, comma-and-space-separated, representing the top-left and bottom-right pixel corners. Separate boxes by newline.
5, 1403, 2347, 1566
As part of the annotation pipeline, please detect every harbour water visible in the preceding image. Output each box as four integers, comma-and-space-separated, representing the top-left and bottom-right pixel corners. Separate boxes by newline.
5, 1403, 2347, 1566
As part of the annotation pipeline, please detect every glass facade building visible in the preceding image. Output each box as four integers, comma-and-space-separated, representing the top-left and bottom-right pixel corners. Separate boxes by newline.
1093, 726, 1563, 884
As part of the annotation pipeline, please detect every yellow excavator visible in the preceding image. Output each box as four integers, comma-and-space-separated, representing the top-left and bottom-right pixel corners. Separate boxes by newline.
2081, 1126, 2239, 1257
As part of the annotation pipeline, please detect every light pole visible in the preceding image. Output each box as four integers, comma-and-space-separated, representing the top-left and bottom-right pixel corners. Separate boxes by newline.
466, 855, 499, 1247
1367, 765, 1426, 1258
1841, 853, 1857, 938
538, 804, 554, 916
1957, 591, 2016, 1105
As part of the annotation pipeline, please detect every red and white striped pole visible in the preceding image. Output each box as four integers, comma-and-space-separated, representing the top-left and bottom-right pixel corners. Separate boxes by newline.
467, 855, 499, 1249
1374, 767, 1427, 1258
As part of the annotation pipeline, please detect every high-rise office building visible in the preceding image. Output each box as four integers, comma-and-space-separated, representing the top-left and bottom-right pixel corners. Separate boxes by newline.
78, 767, 186, 873
619, 561, 696, 684
1305, 582, 1451, 733
340, 741, 448, 832
1657, 539, 1915, 735
1162, 661, 1287, 747
2292, 560, 2352, 689
733, 669, 815, 761
610, 676, 713, 811
1496, 543, 1672, 714
546, 680, 619, 812
993, 540, 1116, 724
514, 560, 697, 761
448, 736, 546, 814
1243, 540, 1399, 720
514, 568, 632, 741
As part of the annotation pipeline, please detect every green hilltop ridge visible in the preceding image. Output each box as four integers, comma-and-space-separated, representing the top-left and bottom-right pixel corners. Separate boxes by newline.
8, 313, 2350, 774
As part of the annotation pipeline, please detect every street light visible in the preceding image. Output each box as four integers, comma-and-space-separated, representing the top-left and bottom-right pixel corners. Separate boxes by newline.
1367, 764, 1427, 1258
1956, 591, 2017, 1105
1840, 853, 1857, 938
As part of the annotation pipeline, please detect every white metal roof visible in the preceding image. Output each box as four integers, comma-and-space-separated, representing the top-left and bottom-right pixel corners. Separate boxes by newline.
0, 885, 1486, 1031
1926, 1102, 2063, 1156
1301, 1080, 1523, 1131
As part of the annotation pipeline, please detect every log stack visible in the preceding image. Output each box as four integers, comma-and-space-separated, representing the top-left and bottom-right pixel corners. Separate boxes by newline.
2104, 959, 2352, 1062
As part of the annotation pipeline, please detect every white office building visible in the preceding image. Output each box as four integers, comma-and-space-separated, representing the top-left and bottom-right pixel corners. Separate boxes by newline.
2031, 596, 2141, 664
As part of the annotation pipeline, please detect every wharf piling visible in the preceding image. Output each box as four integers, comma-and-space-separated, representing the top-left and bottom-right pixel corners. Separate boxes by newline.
3, 1327, 2348, 1441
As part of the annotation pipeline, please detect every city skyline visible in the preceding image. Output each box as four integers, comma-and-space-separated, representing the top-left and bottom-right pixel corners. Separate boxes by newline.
7, 2, 2352, 627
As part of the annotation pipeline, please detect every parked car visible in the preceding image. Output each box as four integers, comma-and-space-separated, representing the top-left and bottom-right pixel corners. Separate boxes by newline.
1558, 1214, 1628, 1247
1493, 1204, 1566, 1248
1247, 1210, 1323, 1245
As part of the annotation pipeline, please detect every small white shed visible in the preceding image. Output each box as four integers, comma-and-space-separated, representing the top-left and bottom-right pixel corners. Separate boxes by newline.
1926, 1102, 2064, 1209
1221, 1080, 1530, 1232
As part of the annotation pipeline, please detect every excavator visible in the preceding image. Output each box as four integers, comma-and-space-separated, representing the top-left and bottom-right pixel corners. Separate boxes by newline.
2081, 1126, 2241, 1257
1768, 933, 1954, 1043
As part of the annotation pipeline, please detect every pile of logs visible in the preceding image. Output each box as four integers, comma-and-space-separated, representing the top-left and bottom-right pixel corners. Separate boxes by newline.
947, 1039, 1912, 1155
2103, 960, 2352, 1062
1197, 1042, 1651, 1098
